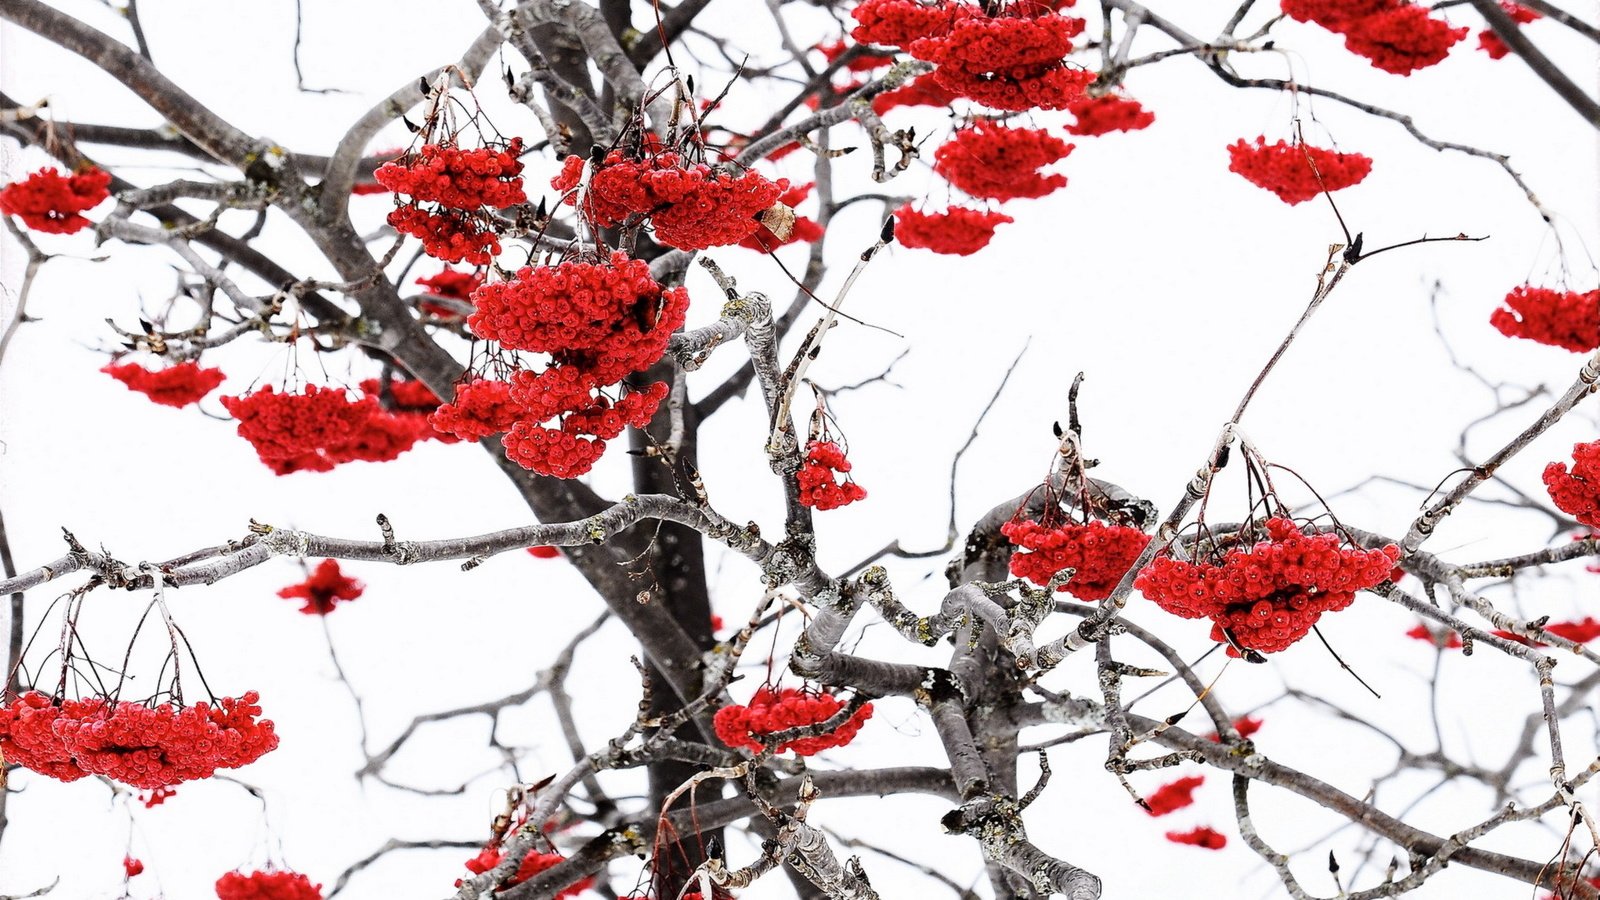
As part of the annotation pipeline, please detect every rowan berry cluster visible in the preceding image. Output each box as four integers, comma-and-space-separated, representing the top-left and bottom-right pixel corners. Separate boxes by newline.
738, 182, 824, 252
1134, 517, 1399, 656
459, 845, 593, 897
797, 440, 867, 510
908, 12, 1093, 111
1494, 617, 1600, 646
0, 165, 112, 234
1144, 775, 1204, 816
551, 151, 786, 251
849, 0, 962, 47
1165, 826, 1227, 850
221, 380, 452, 474
1489, 285, 1600, 352
817, 39, 894, 71
375, 138, 526, 265
1226, 137, 1373, 205
215, 870, 324, 900
1545, 442, 1600, 527
0, 690, 278, 789
416, 268, 484, 318
1280, 0, 1467, 74
277, 559, 364, 616
1479, 2, 1540, 57
1064, 95, 1156, 136
102, 361, 226, 408
891, 205, 1014, 256
1406, 623, 1464, 648
934, 122, 1074, 202
871, 75, 962, 115
1206, 714, 1264, 742
713, 687, 874, 755
527, 545, 562, 559
429, 379, 524, 441
1001, 518, 1151, 601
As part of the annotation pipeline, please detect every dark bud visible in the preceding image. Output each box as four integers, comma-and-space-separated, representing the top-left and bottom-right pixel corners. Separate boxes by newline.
139, 318, 155, 334
1052, 421, 1064, 438
535, 197, 548, 219
503, 67, 516, 91
880, 216, 895, 244
686, 75, 695, 96
590, 144, 607, 165
1343, 232, 1365, 263
633, 293, 662, 333
1328, 851, 1340, 874
419, 77, 432, 96
401, 115, 420, 133
1215, 443, 1231, 470
706, 835, 724, 861
1263, 40, 1275, 50
1163, 710, 1187, 727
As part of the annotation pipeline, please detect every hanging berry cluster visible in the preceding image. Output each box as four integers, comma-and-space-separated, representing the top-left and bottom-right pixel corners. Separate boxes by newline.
0, 690, 278, 789
1545, 441, 1600, 527
416, 267, 484, 318
0, 165, 112, 234
457, 845, 594, 897
1002, 518, 1151, 601
277, 559, 364, 615
872, 75, 963, 115
102, 360, 226, 408
1134, 517, 1399, 656
738, 182, 825, 252
455, 253, 685, 477
1064, 94, 1156, 136
1144, 774, 1205, 816
1280, 0, 1467, 74
796, 440, 867, 510
1489, 285, 1600, 352
1479, 2, 1540, 58
891, 205, 1014, 256
552, 150, 787, 251
215, 870, 324, 900
934, 122, 1074, 202
429, 378, 524, 442
714, 687, 873, 755
221, 380, 449, 475
375, 138, 526, 265
1226, 137, 1373, 205
1165, 826, 1227, 850
853, 1, 1093, 111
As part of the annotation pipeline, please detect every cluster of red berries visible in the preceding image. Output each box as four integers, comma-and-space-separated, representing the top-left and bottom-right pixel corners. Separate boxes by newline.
1479, 2, 1540, 58
1001, 518, 1151, 601
1494, 617, 1600, 646
1489, 285, 1600, 352
1206, 714, 1264, 742
1064, 94, 1156, 136
1144, 775, 1204, 816
552, 150, 786, 251
1226, 137, 1373, 205
817, 38, 894, 72
102, 360, 226, 408
527, 545, 562, 559
850, 0, 962, 47
215, 870, 324, 900
872, 75, 962, 115
221, 380, 450, 475
415, 268, 484, 318
0, 165, 112, 234
375, 138, 526, 264
1405, 623, 1464, 648
1165, 826, 1227, 850
0, 690, 278, 789
738, 182, 824, 252
1545, 441, 1600, 527
277, 559, 364, 616
458, 845, 593, 897
429, 379, 524, 441
714, 686, 873, 755
909, 12, 1093, 111
892, 205, 1013, 256
934, 122, 1074, 202
796, 441, 867, 510
1281, 0, 1467, 74
1134, 518, 1399, 656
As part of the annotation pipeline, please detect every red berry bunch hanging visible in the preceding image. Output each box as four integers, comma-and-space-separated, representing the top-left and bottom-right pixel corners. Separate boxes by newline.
1489, 285, 1600, 352
429, 379, 524, 441
892, 205, 1014, 255
713, 687, 873, 755
797, 440, 867, 510
0, 690, 279, 789
1281, 0, 1402, 30
277, 559, 364, 615
1226, 137, 1373, 205
220, 385, 378, 473
934, 122, 1074, 202
1494, 617, 1600, 646
102, 360, 226, 408
1405, 623, 1464, 648
1134, 517, 1399, 656
458, 845, 594, 897
0, 165, 112, 234
1165, 826, 1227, 850
215, 870, 324, 900
551, 150, 787, 251
872, 75, 963, 115
738, 182, 825, 252
1064, 94, 1156, 136
1144, 775, 1205, 816
416, 268, 484, 318
375, 138, 525, 265
850, 0, 963, 47
1544, 441, 1600, 527
817, 39, 895, 72
909, 11, 1093, 111
1280, 0, 1466, 74
1479, 2, 1539, 58
1206, 714, 1265, 742
1001, 518, 1151, 601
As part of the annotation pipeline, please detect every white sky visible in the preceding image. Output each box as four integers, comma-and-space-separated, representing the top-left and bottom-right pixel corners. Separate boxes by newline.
3, 1, 1600, 899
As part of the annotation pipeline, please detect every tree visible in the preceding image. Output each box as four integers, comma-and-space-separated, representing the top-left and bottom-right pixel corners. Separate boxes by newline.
0, 0, 1598, 898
